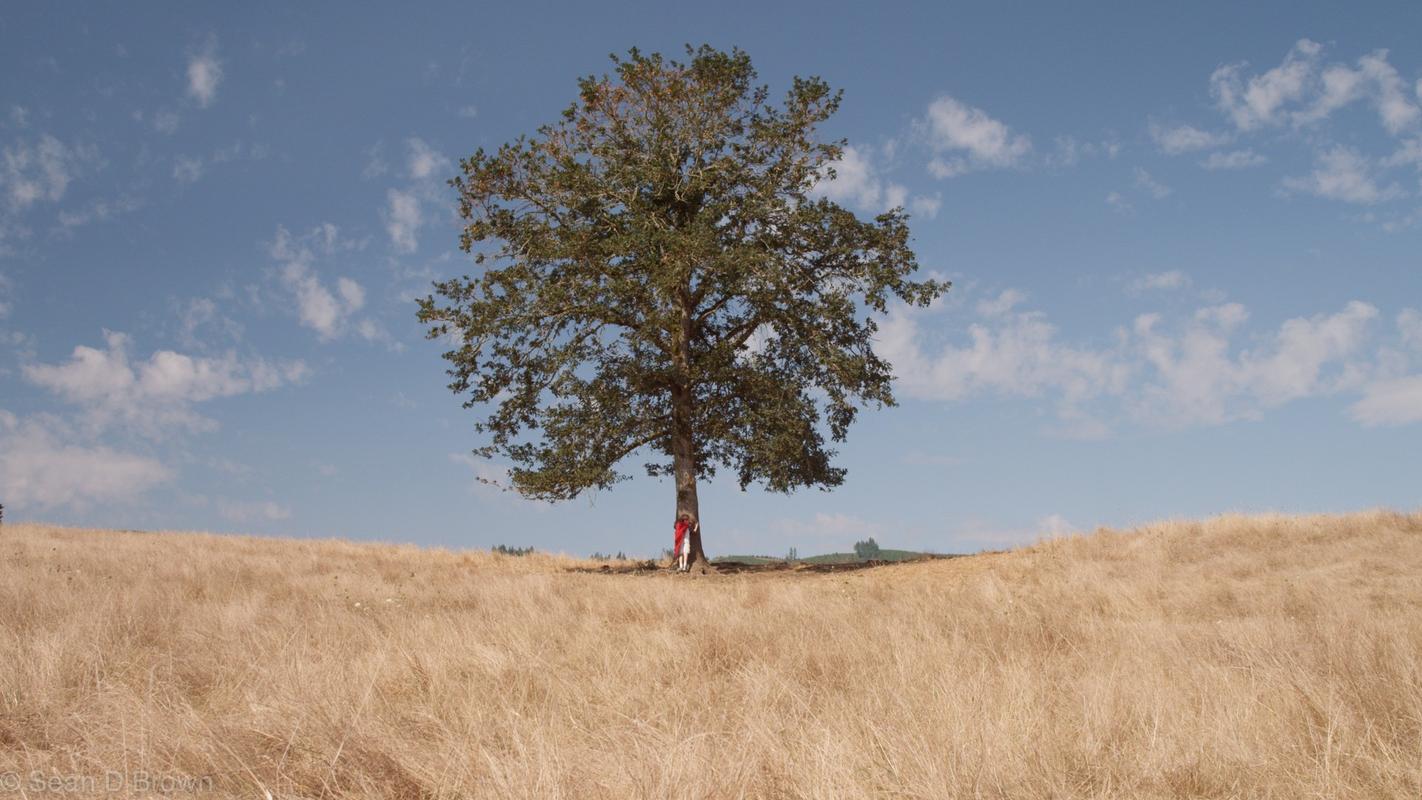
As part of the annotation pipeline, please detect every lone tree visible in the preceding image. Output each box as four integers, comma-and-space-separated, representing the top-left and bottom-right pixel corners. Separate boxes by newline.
418, 46, 946, 572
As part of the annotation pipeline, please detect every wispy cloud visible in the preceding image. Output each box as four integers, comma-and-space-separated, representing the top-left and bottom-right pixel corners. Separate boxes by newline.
186, 37, 224, 108
1282, 146, 1402, 205
1, 134, 100, 210
406, 137, 448, 180
22, 330, 308, 437
380, 138, 452, 253
0, 411, 172, 510
269, 224, 388, 343
919, 96, 1032, 178
1210, 39, 1323, 131
384, 189, 422, 253
1149, 121, 1230, 155
813, 144, 940, 219
172, 155, 204, 183
1350, 376, 1422, 426
1200, 149, 1267, 170
1133, 167, 1172, 199
975, 288, 1026, 317
1130, 271, 1191, 292
878, 293, 1407, 432
1211, 40, 1421, 136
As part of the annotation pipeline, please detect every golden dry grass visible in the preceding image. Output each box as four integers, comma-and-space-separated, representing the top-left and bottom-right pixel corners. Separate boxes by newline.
2, 511, 1421, 799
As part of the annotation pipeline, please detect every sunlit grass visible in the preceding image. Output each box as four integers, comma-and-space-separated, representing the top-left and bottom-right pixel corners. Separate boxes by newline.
2, 510, 1420, 798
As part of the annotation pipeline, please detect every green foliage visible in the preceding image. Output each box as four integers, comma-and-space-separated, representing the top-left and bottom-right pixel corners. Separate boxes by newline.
786, 546, 798, 563
492, 544, 535, 557
590, 551, 628, 561
853, 537, 882, 560
418, 44, 947, 503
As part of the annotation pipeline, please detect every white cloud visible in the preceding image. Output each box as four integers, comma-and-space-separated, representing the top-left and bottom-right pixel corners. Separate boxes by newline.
281, 262, 365, 340
909, 193, 942, 219
1373, 206, 1422, 233
1350, 376, 1422, 426
172, 155, 204, 183
55, 194, 142, 232
1133, 167, 1172, 199
268, 224, 379, 342
1296, 50, 1420, 135
816, 145, 882, 208
1383, 137, 1422, 169
186, 40, 224, 108
1211, 41, 1420, 136
175, 296, 243, 347
1105, 191, 1133, 213
22, 330, 306, 436
1149, 121, 1230, 155
975, 289, 1026, 317
1132, 300, 1378, 424
362, 142, 389, 180
1282, 146, 1401, 205
1210, 39, 1322, 131
1201, 149, 1268, 170
457, 105, 479, 119
1131, 271, 1191, 292
385, 189, 422, 253
877, 301, 1128, 411
0, 415, 172, 511
336, 276, 365, 310
920, 96, 1031, 177
1, 134, 99, 210
1047, 135, 1120, 167
406, 137, 447, 180
813, 145, 939, 218
1295, 61, 1367, 128
879, 295, 1392, 431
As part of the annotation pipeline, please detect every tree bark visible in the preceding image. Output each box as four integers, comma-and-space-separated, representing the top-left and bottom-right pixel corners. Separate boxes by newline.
671, 292, 708, 574
670, 383, 707, 573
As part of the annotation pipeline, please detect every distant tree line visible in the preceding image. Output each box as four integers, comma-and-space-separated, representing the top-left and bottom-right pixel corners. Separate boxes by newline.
492, 544, 535, 557
853, 537, 881, 560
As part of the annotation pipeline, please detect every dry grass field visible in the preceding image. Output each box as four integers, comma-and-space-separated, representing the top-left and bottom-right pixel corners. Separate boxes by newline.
2, 511, 1421, 799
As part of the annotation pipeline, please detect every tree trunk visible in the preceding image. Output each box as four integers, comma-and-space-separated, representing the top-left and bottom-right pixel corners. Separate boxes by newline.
670, 382, 708, 573
671, 292, 708, 574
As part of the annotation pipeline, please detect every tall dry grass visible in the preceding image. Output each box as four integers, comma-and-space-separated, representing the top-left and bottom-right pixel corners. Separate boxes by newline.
2, 511, 1421, 798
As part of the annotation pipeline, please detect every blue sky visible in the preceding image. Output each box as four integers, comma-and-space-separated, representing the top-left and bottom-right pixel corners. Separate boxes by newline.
2, 2, 1420, 556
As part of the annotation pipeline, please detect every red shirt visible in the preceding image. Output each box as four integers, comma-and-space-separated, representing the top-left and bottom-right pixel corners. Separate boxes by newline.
674, 520, 688, 553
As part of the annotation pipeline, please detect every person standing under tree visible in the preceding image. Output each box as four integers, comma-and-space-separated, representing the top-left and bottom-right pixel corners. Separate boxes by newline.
673, 512, 698, 572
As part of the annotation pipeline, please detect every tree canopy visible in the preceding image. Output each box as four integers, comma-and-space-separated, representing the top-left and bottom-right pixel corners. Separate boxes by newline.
418, 45, 947, 565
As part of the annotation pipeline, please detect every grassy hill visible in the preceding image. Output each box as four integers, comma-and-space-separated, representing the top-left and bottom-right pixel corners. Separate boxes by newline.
3, 511, 1421, 798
